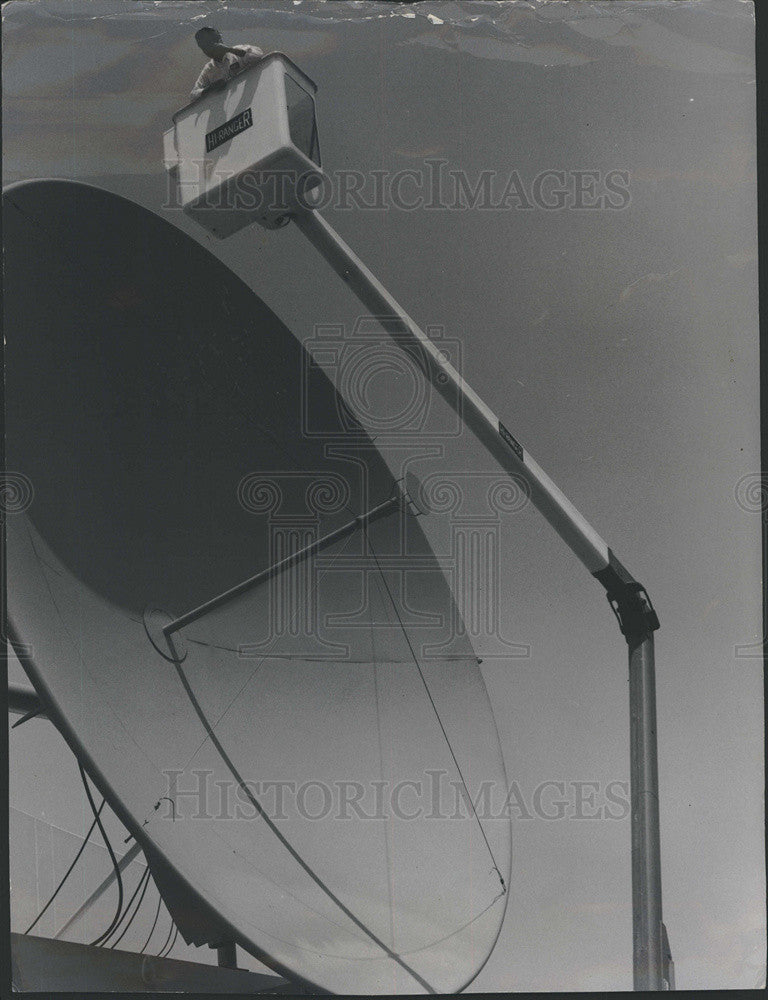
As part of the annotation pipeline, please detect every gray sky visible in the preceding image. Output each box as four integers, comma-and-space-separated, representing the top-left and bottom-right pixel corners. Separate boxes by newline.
4, 0, 763, 991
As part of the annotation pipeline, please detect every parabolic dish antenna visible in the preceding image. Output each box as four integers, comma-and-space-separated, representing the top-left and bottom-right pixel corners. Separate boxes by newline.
4, 179, 510, 994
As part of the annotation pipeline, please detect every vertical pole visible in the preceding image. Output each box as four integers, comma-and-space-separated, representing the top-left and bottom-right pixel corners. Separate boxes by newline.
628, 632, 664, 990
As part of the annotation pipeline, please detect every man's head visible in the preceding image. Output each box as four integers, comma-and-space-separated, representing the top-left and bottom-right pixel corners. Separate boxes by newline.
195, 27, 226, 60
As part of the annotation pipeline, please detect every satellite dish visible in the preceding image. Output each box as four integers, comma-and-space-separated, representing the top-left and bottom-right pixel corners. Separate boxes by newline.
4, 179, 510, 993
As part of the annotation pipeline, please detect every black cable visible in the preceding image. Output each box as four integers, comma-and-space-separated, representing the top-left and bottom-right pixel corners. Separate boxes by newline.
78, 762, 125, 947
156, 911, 176, 958
24, 799, 106, 935
102, 866, 149, 947
107, 866, 151, 949
139, 890, 163, 955
160, 924, 179, 959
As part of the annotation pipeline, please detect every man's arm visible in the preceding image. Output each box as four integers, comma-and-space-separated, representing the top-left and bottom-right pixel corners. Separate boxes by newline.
229, 44, 264, 66
190, 62, 214, 99
190, 47, 263, 99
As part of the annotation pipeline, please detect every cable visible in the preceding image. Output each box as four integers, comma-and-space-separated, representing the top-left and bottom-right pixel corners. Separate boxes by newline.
107, 866, 151, 949
139, 890, 163, 955
365, 528, 506, 892
24, 799, 106, 935
156, 912, 176, 958
78, 762, 125, 946
160, 924, 179, 959
102, 866, 149, 947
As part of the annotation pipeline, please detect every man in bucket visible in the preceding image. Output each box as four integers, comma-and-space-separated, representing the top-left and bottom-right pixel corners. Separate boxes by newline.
191, 27, 263, 99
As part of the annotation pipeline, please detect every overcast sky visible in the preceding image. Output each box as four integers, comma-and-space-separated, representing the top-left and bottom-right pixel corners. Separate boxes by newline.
4, 0, 763, 991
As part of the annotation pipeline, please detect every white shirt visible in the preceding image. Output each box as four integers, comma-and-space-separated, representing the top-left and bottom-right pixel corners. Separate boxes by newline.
191, 45, 264, 99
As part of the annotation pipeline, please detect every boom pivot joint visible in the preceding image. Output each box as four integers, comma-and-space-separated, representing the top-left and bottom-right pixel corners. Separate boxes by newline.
594, 554, 660, 641
606, 582, 660, 641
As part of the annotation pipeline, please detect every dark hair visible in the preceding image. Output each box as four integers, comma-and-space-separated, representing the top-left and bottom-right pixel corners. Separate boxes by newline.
195, 27, 221, 42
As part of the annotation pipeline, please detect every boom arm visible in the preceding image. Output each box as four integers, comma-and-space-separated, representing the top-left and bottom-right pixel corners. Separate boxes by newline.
293, 210, 655, 611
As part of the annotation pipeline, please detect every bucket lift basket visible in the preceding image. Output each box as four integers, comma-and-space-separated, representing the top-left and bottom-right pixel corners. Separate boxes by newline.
164, 53, 326, 236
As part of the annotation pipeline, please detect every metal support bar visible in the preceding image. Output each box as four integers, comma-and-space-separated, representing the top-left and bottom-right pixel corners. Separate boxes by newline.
7, 684, 46, 720
289, 205, 671, 990
604, 573, 664, 990
628, 632, 664, 991
662, 922, 675, 990
216, 941, 238, 969
163, 489, 404, 637
54, 842, 143, 940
